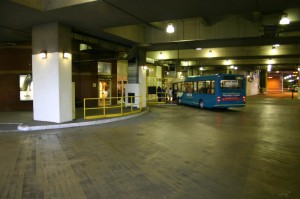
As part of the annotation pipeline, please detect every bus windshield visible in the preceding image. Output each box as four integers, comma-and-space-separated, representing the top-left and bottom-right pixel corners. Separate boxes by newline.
220, 79, 243, 89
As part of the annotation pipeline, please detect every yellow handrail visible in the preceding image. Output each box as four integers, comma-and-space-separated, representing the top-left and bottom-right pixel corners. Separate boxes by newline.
147, 92, 169, 104
83, 95, 142, 119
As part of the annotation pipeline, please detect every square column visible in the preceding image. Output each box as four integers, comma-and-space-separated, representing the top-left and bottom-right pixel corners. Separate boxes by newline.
32, 23, 72, 123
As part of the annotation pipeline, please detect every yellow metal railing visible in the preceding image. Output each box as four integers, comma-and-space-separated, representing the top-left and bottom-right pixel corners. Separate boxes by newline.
147, 92, 170, 104
84, 96, 142, 119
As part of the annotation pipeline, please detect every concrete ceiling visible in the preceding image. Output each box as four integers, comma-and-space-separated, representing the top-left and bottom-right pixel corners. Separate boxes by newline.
1, 0, 300, 71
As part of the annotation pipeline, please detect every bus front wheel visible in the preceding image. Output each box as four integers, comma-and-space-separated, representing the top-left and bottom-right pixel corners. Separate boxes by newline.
199, 100, 204, 109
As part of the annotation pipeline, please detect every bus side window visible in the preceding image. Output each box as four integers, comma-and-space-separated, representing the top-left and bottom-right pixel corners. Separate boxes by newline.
193, 82, 197, 93
187, 82, 193, 93
198, 81, 205, 93
206, 80, 211, 94
211, 80, 215, 94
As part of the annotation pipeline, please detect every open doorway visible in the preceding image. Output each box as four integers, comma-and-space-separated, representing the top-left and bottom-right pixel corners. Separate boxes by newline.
98, 79, 111, 106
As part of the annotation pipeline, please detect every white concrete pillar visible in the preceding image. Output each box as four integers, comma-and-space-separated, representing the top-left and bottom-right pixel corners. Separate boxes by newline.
32, 23, 72, 123
139, 66, 147, 108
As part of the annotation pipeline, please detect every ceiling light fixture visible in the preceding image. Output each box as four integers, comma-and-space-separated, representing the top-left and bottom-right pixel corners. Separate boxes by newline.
208, 50, 213, 57
225, 60, 231, 65
159, 52, 163, 59
268, 58, 273, 64
166, 23, 175, 33
279, 13, 290, 25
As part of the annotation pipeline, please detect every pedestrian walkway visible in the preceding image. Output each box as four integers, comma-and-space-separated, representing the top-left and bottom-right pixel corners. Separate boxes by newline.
0, 108, 149, 132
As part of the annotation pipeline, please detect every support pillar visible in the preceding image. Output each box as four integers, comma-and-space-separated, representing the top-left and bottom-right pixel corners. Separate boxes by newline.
32, 23, 72, 123
126, 48, 147, 108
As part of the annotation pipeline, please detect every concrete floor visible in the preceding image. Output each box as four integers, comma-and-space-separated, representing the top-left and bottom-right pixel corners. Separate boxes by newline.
0, 95, 300, 199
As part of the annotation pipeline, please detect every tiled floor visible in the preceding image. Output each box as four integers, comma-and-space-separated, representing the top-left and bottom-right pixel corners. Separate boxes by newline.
0, 95, 300, 199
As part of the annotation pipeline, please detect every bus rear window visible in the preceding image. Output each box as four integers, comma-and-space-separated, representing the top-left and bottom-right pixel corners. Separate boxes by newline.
220, 80, 243, 89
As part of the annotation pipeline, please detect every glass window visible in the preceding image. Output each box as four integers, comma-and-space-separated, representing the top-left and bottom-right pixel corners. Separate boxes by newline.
98, 62, 111, 75
220, 80, 243, 89
198, 81, 205, 93
206, 81, 211, 94
184, 82, 193, 93
193, 82, 197, 93
211, 80, 215, 94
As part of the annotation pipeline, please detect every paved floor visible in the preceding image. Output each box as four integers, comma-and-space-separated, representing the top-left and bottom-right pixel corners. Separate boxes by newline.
0, 95, 300, 199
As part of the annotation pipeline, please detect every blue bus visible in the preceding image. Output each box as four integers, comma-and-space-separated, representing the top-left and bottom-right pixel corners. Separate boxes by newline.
175, 74, 246, 109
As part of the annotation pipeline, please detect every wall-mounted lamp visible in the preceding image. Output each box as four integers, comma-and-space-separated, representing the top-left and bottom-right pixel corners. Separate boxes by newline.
142, 66, 148, 70
279, 13, 290, 25
40, 51, 47, 59
63, 52, 71, 59
166, 23, 175, 33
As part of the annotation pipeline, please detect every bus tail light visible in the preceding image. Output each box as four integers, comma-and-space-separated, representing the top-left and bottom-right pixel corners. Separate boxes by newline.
242, 96, 246, 102
217, 96, 221, 102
